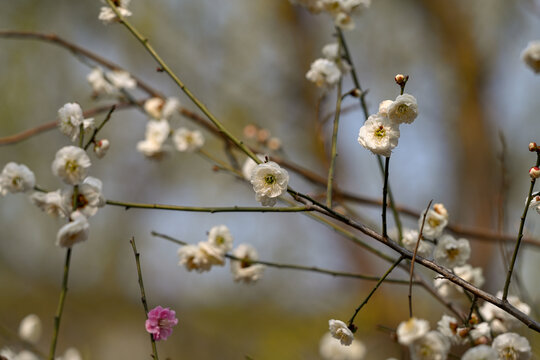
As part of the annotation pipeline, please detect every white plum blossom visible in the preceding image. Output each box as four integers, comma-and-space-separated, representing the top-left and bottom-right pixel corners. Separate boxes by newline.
31, 190, 69, 218
433, 235, 470, 268
396, 318, 429, 345
357, 114, 400, 157
230, 244, 265, 283
58, 103, 95, 142
319, 332, 366, 360
241, 154, 266, 181
479, 292, 530, 333
434, 264, 484, 299
93, 139, 110, 158
328, 319, 354, 346
250, 161, 289, 207
492, 333, 531, 360
57, 211, 90, 248
461, 345, 498, 360
436, 315, 461, 345
521, 41, 540, 74
172, 127, 205, 152
469, 322, 491, 343
207, 225, 233, 253
322, 43, 340, 60
289, 0, 370, 30
402, 229, 434, 258
419, 204, 448, 239
0, 162, 35, 196
137, 119, 171, 159
18, 314, 41, 344
98, 0, 132, 24
306, 58, 342, 89
62, 176, 105, 217
378, 100, 393, 117
51, 146, 92, 185
527, 195, 540, 214
59, 348, 83, 360
144, 97, 180, 119
87, 67, 116, 95
198, 241, 226, 266
409, 331, 450, 360
106, 69, 136, 89
177, 242, 224, 273
387, 94, 418, 125
0, 349, 40, 360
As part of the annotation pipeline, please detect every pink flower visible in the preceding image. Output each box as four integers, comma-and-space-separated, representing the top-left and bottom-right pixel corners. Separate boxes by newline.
145, 306, 178, 341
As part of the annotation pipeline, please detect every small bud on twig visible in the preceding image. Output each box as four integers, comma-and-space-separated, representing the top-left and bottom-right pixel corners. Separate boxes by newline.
529, 166, 540, 179
529, 142, 538, 152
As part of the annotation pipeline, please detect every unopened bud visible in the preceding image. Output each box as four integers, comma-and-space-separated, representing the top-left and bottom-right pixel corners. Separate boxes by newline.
468, 314, 479, 325
351, 89, 362, 98
257, 128, 270, 143
18, 314, 42, 344
94, 139, 110, 159
394, 74, 408, 86
457, 327, 470, 338
529, 142, 538, 152
530, 166, 540, 179
243, 124, 257, 139
474, 336, 489, 345
267, 137, 282, 151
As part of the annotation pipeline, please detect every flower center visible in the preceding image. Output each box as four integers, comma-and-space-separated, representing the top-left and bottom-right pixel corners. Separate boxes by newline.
158, 318, 174, 329
428, 217, 440, 228
501, 347, 518, 360
374, 125, 386, 138
215, 235, 224, 245
264, 174, 275, 185
65, 160, 79, 174
76, 193, 89, 209
240, 257, 252, 269
397, 104, 408, 114
11, 176, 22, 188
446, 247, 460, 260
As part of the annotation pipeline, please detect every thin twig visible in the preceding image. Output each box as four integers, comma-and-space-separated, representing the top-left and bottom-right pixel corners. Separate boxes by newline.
152, 231, 413, 284
502, 152, 540, 300
347, 257, 404, 327
326, 78, 343, 208
130, 237, 159, 360
382, 156, 391, 238
83, 105, 116, 150
409, 200, 433, 318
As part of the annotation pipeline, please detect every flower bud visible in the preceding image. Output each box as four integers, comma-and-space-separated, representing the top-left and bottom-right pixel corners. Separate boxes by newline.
529, 142, 538, 152
474, 336, 489, 345
394, 74, 408, 86
529, 166, 540, 179
257, 128, 270, 143
243, 124, 257, 139
94, 139, 110, 159
267, 137, 282, 151
468, 314, 479, 325
18, 314, 41, 344
457, 327, 470, 338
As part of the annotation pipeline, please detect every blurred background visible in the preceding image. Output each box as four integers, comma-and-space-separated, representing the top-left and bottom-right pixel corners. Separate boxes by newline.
1, 0, 540, 358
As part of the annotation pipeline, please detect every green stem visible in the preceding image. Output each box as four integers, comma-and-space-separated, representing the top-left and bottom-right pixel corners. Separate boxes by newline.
382, 156, 390, 238
152, 231, 413, 284
104, 0, 260, 164
48, 248, 72, 360
106, 199, 311, 213
502, 153, 540, 300
130, 238, 159, 360
326, 78, 343, 208
348, 257, 403, 327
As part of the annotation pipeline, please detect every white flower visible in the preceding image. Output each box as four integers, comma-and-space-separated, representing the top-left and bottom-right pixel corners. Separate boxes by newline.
433, 235, 470, 268
469, 322, 491, 342
106, 70, 136, 89
198, 241, 226, 266
419, 205, 448, 240
479, 292, 530, 333
57, 211, 90, 248
207, 225, 233, 253
230, 244, 265, 283
357, 114, 400, 157
241, 154, 265, 181
0, 162, 35, 196
58, 103, 95, 142
528, 195, 540, 214
322, 43, 340, 60
144, 97, 180, 119
334, 12, 354, 30
250, 161, 289, 206
18, 314, 41, 344
396, 318, 430, 345
51, 146, 92, 185
87, 67, 116, 95
436, 315, 461, 344
378, 100, 393, 117
402, 229, 434, 258
306, 58, 342, 89
492, 333, 531, 360
409, 331, 450, 360
62, 176, 105, 217
319, 332, 366, 360
434, 264, 484, 299
521, 41, 540, 74
172, 127, 205, 152
387, 94, 418, 125
93, 139, 110, 158
31, 190, 69, 218
58, 348, 83, 360
98, 0, 132, 24
328, 319, 354, 346
461, 345, 498, 360
137, 119, 171, 159
177, 242, 224, 273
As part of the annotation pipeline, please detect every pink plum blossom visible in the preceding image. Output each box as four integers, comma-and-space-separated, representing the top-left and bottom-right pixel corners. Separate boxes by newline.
145, 306, 178, 341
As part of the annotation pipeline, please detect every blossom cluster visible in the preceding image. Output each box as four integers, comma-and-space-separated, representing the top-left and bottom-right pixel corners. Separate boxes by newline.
177, 225, 265, 283
357, 92, 418, 157
393, 314, 532, 359
290, 0, 371, 30
306, 42, 350, 90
